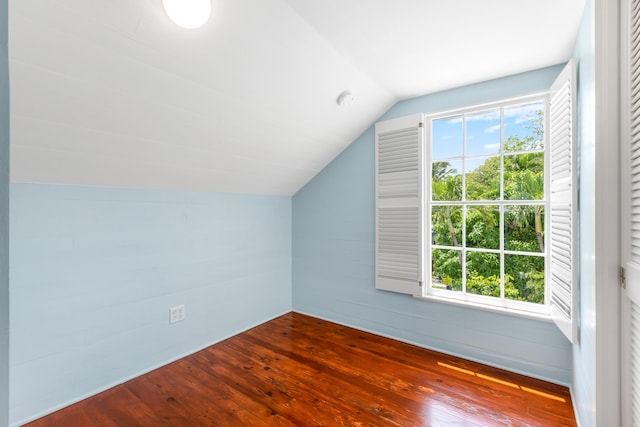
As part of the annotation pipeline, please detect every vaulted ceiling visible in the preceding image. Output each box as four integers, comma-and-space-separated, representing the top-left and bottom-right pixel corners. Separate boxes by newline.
9, 0, 586, 195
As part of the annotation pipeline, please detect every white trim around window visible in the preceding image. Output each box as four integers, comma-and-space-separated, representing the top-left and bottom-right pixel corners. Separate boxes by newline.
374, 62, 576, 340
423, 94, 550, 318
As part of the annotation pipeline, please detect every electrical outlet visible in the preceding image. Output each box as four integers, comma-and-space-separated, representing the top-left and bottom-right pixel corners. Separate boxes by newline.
169, 304, 185, 324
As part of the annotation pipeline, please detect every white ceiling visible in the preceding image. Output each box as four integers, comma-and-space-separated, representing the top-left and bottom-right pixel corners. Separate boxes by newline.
8, 0, 586, 196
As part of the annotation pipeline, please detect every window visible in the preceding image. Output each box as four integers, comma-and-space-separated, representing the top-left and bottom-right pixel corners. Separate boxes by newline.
375, 62, 576, 342
428, 99, 547, 312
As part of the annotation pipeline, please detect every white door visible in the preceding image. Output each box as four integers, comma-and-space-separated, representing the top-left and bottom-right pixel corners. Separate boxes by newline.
621, 0, 640, 424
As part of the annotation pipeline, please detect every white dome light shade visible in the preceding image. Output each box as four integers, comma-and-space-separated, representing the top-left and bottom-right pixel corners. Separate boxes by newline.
336, 90, 355, 107
163, 0, 211, 29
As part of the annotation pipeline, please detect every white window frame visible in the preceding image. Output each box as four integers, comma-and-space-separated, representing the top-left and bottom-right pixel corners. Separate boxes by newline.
422, 94, 550, 317
375, 62, 576, 341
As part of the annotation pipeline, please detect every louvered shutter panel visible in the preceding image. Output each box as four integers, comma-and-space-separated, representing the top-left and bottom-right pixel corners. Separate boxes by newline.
625, 1, 640, 424
626, 0, 640, 308
375, 114, 424, 295
549, 60, 577, 343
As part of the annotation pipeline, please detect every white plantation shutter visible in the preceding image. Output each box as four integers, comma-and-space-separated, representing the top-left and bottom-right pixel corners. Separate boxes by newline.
375, 114, 424, 295
549, 60, 577, 343
623, 0, 640, 424
626, 0, 640, 308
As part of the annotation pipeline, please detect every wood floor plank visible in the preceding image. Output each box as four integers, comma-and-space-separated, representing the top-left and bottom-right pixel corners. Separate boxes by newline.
23, 312, 577, 426
198, 347, 372, 426
212, 337, 415, 426
245, 316, 552, 426
267, 314, 576, 424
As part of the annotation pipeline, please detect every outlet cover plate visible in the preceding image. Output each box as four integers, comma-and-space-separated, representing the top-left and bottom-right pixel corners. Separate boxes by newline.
169, 304, 185, 324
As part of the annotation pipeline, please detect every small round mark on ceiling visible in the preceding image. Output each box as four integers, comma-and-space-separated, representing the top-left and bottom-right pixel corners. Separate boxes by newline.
336, 90, 355, 107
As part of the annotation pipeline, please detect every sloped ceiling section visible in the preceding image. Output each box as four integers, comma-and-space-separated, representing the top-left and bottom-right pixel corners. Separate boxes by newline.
9, 0, 585, 196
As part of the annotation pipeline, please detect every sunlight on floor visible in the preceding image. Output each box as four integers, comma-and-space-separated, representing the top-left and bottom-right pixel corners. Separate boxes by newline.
437, 361, 566, 403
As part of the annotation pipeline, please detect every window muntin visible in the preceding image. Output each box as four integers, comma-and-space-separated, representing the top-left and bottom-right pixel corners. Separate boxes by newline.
428, 98, 547, 311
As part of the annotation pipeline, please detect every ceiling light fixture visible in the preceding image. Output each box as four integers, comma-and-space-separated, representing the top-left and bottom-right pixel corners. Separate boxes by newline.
163, 0, 211, 29
336, 90, 355, 107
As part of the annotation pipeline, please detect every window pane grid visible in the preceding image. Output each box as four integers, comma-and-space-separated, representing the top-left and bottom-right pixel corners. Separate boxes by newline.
431, 248, 544, 258
429, 97, 547, 307
432, 200, 545, 206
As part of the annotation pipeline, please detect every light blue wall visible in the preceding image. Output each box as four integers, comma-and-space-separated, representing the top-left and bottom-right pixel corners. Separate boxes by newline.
0, 0, 8, 425
9, 184, 292, 425
572, 0, 596, 425
292, 66, 573, 385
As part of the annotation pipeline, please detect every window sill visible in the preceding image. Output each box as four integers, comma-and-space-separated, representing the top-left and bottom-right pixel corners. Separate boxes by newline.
412, 293, 553, 323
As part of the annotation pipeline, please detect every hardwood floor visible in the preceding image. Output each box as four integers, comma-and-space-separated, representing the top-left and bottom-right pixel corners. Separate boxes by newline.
25, 312, 576, 426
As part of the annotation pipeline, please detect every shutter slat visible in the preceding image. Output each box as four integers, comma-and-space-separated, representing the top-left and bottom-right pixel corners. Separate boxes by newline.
378, 170, 419, 198
377, 207, 421, 280
633, 1, 640, 20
